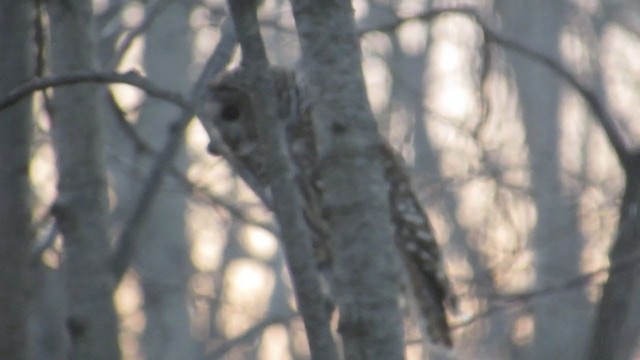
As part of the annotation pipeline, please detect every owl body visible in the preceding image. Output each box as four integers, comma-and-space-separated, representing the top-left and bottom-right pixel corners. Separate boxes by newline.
203, 67, 453, 346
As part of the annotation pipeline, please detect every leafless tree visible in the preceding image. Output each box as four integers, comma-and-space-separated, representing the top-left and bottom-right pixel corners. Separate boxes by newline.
0, 1, 34, 359
2, 0, 640, 359
47, 0, 121, 358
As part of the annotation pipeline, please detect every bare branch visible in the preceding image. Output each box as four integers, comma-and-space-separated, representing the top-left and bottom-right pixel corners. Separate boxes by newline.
107, 93, 277, 235
205, 311, 297, 359
226, 0, 268, 66
360, 6, 633, 170
449, 248, 640, 331
222, 1, 340, 358
0, 70, 193, 113
111, 20, 237, 283
108, 0, 175, 69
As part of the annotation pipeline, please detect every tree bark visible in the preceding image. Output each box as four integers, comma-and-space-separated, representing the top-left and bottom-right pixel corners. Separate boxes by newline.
0, 1, 33, 359
133, 2, 197, 358
48, 0, 121, 358
496, 1, 592, 358
589, 160, 640, 360
224, 2, 340, 359
290, 1, 406, 358
586, 10, 640, 359
29, 262, 69, 360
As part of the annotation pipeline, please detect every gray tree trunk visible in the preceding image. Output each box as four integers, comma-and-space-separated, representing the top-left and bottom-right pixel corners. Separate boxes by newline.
222, 2, 340, 358
398, 16, 510, 356
0, 2, 34, 359
497, 1, 591, 358
290, 1, 406, 358
29, 263, 69, 360
589, 167, 640, 360
586, 9, 640, 359
133, 2, 197, 359
48, 0, 121, 358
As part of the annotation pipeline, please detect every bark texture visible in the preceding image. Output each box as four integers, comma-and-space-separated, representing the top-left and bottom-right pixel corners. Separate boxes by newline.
223, 2, 340, 358
48, 0, 121, 358
0, 1, 33, 359
290, 1, 406, 358
587, 7, 640, 359
132, 3, 197, 358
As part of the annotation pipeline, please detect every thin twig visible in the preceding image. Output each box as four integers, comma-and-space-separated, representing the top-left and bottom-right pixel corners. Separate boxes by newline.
449, 249, 640, 330
108, 0, 176, 69
110, 20, 238, 283
359, 6, 632, 169
107, 93, 277, 234
205, 311, 296, 359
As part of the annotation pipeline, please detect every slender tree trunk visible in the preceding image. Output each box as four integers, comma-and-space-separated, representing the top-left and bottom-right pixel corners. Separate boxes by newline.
290, 1, 406, 358
133, 2, 197, 358
497, 1, 591, 358
589, 161, 640, 360
0, 2, 34, 359
48, 0, 121, 358
29, 263, 69, 360
222, 2, 340, 358
406, 16, 509, 357
587, 12, 640, 359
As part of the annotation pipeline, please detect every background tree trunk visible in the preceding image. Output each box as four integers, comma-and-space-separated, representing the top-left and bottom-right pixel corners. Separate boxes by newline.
497, 1, 592, 358
2, 1, 640, 358
589, 165, 640, 360
48, 0, 121, 358
133, 2, 198, 358
0, 2, 34, 359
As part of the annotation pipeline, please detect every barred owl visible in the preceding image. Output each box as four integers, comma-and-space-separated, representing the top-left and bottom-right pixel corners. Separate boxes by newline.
201, 66, 454, 346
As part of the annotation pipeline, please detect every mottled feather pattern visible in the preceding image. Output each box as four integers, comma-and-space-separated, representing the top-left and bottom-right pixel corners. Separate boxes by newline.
203, 67, 454, 346
382, 144, 454, 346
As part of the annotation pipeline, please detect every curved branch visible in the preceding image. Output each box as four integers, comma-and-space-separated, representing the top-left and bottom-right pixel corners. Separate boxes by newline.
447, 243, 640, 333
0, 70, 193, 112
360, 6, 632, 170
205, 312, 296, 359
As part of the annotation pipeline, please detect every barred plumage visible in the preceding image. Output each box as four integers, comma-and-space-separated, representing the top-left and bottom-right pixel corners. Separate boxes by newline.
201, 66, 454, 346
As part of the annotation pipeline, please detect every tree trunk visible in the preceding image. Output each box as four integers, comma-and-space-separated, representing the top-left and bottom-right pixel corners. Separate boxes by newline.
290, 1, 406, 358
29, 263, 69, 360
586, 10, 640, 359
589, 161, 640, 360
134, 2, 197, 358
497, 1, 591, 358
0, 1, 33, 359
48, 0, 121, 358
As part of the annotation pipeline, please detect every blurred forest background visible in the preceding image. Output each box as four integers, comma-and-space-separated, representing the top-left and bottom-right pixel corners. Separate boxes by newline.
2, 0, 640, 359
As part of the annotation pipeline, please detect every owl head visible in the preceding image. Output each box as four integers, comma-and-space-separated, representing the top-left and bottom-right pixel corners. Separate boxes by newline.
202, 69, 260, 159
200, 67, 304, 184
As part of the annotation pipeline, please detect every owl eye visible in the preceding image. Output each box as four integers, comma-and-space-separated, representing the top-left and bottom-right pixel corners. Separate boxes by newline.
221, 103, 240, 122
